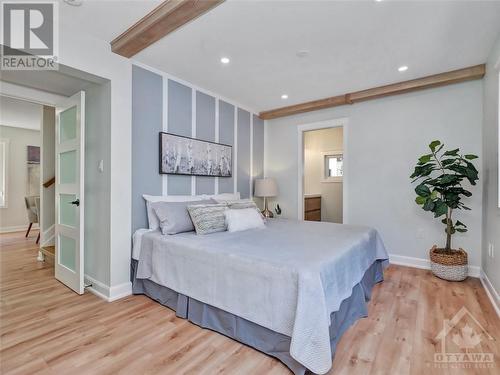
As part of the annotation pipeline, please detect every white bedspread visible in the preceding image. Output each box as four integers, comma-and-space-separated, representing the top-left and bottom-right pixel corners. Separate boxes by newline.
135, 219, 388, 374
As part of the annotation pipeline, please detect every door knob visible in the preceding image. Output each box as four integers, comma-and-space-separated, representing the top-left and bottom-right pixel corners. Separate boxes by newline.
70, 199, 80, 207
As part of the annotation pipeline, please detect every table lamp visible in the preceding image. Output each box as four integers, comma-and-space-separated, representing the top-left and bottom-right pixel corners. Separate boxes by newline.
254, 177, 278, 218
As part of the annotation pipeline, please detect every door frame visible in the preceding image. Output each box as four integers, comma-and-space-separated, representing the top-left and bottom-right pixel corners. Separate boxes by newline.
297, 117, 349, 222
0, 83, 67, 255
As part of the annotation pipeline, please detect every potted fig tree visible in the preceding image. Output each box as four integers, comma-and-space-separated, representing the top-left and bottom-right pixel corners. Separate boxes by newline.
411, 140, 479, 281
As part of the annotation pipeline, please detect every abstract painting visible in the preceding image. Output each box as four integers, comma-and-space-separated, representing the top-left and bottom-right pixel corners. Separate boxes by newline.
159, 132, 232, 177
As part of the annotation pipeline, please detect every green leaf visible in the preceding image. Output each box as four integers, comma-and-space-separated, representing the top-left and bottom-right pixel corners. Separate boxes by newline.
464, 154, 478, 160
423, 199, 435, 211
438, 175, 460, 185
441, 158, 457, 166
443, 148, 459, 156
434, 200, 448, 217
415, 184, 431, 197
418, 154, 432, 164
429, 140, 441, 152
430, 190, 439, 200
410, 164, 436, 179
455, 220, 466, 227
456, 228, 467, 233
415, 196, 426, 205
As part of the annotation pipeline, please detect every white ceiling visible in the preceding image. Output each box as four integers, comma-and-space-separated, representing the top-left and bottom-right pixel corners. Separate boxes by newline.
0, 96, 42, 131
60, 0, 162, 43
132, 0, 500, 112
64, 0, 500, 112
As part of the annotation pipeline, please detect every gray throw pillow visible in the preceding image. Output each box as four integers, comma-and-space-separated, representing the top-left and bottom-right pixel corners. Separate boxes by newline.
228, 199, 260, 212
228, 199, 264, 219
152, 199, 215, 235
187, 203, 228, 235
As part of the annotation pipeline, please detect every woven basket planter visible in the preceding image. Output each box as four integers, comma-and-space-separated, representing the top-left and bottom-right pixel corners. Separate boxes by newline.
429, 246, 468, 281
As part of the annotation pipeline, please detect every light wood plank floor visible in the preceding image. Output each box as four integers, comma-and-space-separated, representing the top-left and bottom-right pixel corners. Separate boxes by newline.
1, 231, 498, 374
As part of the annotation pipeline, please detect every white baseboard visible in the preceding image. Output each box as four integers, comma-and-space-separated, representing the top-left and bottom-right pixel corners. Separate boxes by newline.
84, 274, 132, 302
0, 224, 38, 234
389, 253, 481, 278
480, 270, 500, 318
84, 275, 109, 300
108, 281, 133, 302
40, 224, 54, 247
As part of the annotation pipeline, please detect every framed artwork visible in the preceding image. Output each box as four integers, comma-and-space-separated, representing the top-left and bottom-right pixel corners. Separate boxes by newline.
26, 145, 40, 196
27, 145, 40, 163
159, 132, 232, 177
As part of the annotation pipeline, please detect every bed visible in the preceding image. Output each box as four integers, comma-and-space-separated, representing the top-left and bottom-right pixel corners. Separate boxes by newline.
132, 218, 389, 374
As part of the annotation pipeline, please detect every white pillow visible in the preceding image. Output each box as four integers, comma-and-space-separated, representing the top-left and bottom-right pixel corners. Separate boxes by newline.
225, 208, 265, 233
143, 194, 208, 230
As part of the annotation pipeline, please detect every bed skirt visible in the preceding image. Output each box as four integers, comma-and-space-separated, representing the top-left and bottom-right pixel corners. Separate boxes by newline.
131, 259, 385, 375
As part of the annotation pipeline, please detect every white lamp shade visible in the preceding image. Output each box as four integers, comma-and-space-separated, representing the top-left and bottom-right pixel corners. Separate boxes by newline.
254, 178, 278, 197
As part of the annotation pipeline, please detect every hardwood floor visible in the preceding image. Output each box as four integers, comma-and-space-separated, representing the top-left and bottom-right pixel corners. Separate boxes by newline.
1, 231, 498, 374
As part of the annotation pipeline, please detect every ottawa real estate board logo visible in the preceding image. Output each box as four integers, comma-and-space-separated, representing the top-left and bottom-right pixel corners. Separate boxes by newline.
1, 1, 58, 70
432, 307, 495, 369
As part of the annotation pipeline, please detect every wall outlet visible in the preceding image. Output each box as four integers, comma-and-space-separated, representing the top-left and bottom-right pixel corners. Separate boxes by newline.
488, 243, 494, 258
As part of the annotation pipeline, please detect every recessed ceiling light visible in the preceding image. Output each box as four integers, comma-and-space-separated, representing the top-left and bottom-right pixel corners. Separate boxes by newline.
296, 50, 309, 58
398, 65, 408, 72
375, 0, 383, 2
63, 0, 83, 6
281, 94, 288, 100
220, 57, 230, 64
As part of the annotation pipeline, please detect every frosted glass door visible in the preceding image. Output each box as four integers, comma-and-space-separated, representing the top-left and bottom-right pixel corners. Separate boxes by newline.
55, 91, 85, 295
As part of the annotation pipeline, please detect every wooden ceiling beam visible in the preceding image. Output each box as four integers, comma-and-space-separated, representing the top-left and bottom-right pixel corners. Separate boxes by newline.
259, 64, 485, 120
111, 0, 225, 58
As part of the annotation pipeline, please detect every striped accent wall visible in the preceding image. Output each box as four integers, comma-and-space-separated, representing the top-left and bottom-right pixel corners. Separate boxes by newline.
131, 65, 265, 231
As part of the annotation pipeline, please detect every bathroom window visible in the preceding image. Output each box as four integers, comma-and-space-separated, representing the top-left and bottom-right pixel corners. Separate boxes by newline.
321, 151, 343, 183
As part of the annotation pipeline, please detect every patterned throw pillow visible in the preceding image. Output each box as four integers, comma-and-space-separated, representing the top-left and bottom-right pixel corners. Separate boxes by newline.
187, 203, 228, 235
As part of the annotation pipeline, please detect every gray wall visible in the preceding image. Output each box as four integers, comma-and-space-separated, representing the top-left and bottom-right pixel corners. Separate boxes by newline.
219, 100, 235, 194
84, 81, 112, 285
482, 33, 500, 293
131, 66, 163, 231
167, 80, 192, 196
265, 81, 483, 268
237, 108, 251, 198
131, 65, 265, 232
0, 125, 40, 230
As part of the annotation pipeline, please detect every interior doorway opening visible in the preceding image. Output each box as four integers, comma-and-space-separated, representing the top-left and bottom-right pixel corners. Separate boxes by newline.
0, 96, 43, 243
303, 127, 344, 223
297, 118, 348, 223
0, 64, 111, 295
